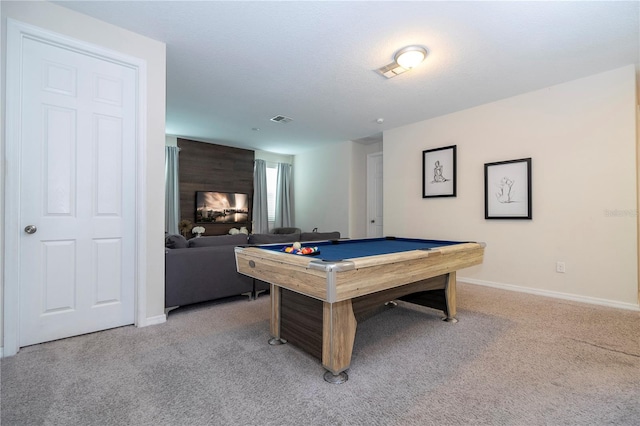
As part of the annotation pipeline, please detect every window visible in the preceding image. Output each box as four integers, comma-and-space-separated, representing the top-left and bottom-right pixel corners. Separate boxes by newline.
266, 165, 278, 225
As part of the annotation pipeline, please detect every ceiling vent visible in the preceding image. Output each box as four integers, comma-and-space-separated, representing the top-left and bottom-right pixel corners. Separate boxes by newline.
376, 63, 409, 79
270, 115, 293, 123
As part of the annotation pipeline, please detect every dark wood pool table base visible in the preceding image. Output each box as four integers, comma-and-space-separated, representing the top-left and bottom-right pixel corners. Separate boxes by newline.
275, 273, 455, 375
270, 271, 458, 383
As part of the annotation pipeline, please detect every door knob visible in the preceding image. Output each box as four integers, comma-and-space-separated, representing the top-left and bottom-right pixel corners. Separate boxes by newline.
370, 220, 375, 223
24, 225, 37, 234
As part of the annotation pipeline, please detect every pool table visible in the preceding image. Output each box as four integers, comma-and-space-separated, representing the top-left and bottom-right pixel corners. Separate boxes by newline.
234, 237, 485, 383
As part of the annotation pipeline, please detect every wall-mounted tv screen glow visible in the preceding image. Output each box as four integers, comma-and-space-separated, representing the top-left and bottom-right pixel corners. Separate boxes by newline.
195, 191, 249, 224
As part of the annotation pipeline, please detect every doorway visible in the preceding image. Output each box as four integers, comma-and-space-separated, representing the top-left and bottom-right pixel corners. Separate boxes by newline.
367, 152, 383, 238
4, 19, 146, 355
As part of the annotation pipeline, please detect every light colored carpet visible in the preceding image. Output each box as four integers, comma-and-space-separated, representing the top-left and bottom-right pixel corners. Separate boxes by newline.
1, 283, 638, 425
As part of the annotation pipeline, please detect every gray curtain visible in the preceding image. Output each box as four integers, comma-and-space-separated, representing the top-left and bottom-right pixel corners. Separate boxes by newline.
165, 146, 180, 235
274, 162, 292, 228
252, 159, 268, 234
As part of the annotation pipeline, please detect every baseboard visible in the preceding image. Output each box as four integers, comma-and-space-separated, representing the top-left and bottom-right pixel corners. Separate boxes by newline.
0, 316, 165, 358
459, 277, 640, 312
137, 313, 167, 327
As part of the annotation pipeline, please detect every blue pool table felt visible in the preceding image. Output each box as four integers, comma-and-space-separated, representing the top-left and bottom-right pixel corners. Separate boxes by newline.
263, 237, 463, 262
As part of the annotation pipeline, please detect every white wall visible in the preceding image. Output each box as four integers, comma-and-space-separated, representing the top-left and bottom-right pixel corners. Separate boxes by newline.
1, 1, 167, 350
294, 140, 382, 238
166, 135, 178, 147
385, 65, 638, 308
294, 141, 352, 236
255, 150, 293, 165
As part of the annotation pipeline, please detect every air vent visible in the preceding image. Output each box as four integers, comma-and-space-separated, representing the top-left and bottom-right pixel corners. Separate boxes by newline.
376, 62, 409, 79
270, 115, 293, 123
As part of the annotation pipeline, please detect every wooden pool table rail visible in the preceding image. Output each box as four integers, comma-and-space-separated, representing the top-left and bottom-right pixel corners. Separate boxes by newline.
234, 242, 484, 303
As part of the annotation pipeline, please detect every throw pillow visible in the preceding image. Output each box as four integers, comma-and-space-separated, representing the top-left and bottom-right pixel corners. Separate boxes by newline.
165, 234, 188, 249
248, 233, 301, 245
300, 231, 341, 242
188, 233, 248, 248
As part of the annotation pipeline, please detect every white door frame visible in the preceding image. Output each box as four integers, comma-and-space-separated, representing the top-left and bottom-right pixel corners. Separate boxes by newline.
3, 19, 148, 357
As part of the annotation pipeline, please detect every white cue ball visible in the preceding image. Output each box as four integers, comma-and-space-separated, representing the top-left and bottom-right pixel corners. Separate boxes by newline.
293, 242, 301, 250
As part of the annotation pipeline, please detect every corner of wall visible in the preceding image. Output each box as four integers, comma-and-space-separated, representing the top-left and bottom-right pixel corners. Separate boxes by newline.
165, 135, 178, 147
138, 314, 167, 327
636, 77, 640, 305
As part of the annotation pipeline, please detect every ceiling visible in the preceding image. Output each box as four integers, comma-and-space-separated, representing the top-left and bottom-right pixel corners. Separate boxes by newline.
53, 1, 639, 155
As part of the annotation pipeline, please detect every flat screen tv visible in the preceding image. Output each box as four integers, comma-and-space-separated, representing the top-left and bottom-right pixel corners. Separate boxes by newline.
195, 191, 250, 224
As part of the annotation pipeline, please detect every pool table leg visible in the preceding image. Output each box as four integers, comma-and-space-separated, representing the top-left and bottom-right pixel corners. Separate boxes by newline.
322, 299, 357, 384
443, 271, 458, 323
268, 284, 287, 345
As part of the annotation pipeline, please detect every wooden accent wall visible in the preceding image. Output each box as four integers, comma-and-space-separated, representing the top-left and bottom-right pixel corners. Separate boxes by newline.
178, 138, 254, 235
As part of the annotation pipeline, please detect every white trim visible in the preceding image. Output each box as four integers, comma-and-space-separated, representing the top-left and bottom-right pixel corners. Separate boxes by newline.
3, 19, 23, 357
134, 49, 148, 330
137, 314, 166, 327
3, 19, 149, 356
459, 277, 640, 312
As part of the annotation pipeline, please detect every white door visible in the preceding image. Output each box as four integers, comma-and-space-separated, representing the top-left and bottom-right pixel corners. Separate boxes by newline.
367, 152, 384, 238
17, 34, 137, 346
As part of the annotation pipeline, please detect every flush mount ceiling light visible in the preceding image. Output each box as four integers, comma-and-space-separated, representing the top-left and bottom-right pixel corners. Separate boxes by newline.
394, 45, 427, 69
376, 45, 428, 79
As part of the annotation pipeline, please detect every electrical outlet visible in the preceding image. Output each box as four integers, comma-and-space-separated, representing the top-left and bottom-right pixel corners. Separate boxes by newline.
556, 261, 566, 273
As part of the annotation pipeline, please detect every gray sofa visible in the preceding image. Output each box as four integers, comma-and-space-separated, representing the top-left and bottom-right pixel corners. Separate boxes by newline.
165, 230, 340, 309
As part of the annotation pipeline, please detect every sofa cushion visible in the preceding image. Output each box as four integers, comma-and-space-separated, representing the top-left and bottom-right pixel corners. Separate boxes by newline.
165, 234, 189, 249
188, 233, 248, 248
249, 232, 301, 245
270, 227, 301, 235
300, 231, 341, 242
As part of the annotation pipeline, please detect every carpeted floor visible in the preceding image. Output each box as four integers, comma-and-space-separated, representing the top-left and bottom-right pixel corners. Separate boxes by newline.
1, 283, 639, 425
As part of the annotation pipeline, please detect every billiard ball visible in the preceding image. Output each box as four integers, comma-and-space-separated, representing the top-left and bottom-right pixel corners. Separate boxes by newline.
293, 242, 301, 250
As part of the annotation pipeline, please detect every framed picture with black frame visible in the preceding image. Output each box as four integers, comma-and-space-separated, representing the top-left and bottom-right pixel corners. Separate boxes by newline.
484, 158, 532, 219
422, 145, 456, 198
